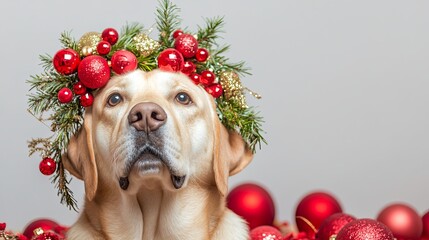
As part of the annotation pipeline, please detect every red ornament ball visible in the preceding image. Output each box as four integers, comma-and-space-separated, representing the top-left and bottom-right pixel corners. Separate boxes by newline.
250, 225, 283, 240
80, 92, 94, 107
33, 231, 60, 240
188, 73, 201, 85
376, 203, 423, 240
295, 191, 342, 238
174, 33, 198, 58
78, 55, 110, 89
205, 83, 223, 98
57, 87, 73, 103
39, 158, 56, 176
110, 50, 138, 74
22, 219, 59, 239
200, 70, 216, 86
336, 219, 395, 240
195, 48, 209, 62
173, 29, 183, 39
157, 48, 184, 72
227, 183, 275, 230
422, 211, 429, 238
73, 82, 87, 95
181, 61, 196, 75
0, 222, 5, 231
97, 40, 111, 55
101, 28, 119, 45
317, 213, 356, 240
53, 49, 80, 75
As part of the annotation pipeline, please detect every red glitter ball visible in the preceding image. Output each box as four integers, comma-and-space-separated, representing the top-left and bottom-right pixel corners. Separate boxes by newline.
97, 41, 111, 55
336, 219, 395, 240
317, 213, 356, 240
77, 55, 110, 89
57, 88, 73, 103
195, 48, 209, 62
250, 226, 283, 240
110, 50, 138, 74
39, 158, 56, 176
173, 29, 183, 39
157, 48, 184, 72
101, 28, 119, 45
73, 82, 87, 95
181, 61, 196, 75
80, 92, 94, 107
53, 49, 80, 75
200, 70, 216, 85
205, 83, 223, 98
188, 73, 200, 85
174, 33, 198, 58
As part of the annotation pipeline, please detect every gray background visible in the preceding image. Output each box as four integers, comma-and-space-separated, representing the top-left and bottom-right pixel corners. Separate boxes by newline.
1, 0, 428, 231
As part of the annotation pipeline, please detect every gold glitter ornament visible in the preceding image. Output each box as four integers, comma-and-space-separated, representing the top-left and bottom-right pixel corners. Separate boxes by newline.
133, 33, 161, 57
77, 32, 101, 56
219, 71, 248, 108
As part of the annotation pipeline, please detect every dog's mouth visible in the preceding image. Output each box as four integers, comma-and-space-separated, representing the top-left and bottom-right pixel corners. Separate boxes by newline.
119, 145, 186, 190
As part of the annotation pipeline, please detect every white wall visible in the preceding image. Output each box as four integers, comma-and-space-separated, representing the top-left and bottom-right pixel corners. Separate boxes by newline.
1, 0, 428, 231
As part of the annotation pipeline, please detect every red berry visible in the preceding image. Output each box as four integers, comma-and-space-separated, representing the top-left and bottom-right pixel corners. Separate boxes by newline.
97, 41, 111, 55
205, 83, 223, 98
57, 88, 73, 103
181, 61, 196, 75
73, 82, 87, 95
174, 34, 198, 58
200, 70, 216, 85
101, 28, 119, 45
80, 92, 94, 107
188, 73, 201, 85
110, 50, 138, 74
39, 157, 56, 176
157, 48, 184, 72
53, 49, 80, 75
195, 48, 209, 62
173, 29, 183, 39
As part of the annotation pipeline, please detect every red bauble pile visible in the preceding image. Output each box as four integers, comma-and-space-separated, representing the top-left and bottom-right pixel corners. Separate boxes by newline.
53, 49, 80, 75
295, 191, 342, 238
111, 50, 138, 74
317, 213, 356, 240
39, 158, 56, 176
157, 48, 185, 72
250, 226, 283, 240
77, 55, 111, 89
376, 203, 423, 240
336, 219, 395, 240
227, 183, 275, 230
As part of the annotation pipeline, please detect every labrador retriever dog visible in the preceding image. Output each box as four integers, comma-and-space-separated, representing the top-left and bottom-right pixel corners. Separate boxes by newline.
63, 69, 253, 239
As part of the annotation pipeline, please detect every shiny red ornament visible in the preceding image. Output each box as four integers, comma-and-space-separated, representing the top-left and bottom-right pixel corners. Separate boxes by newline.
188, 73, 201, 85
317, 213, 356, 240
97, 40, 111, 55
376, 203, 423, 240
53, 49, 80, 75
80, 92, 94, 107
250, 225, 283, 240
173, 29, 183, 39
22, 219, 59, 239
227, 183, 275, 229
336, 219, 395, 240
0, 222, 5, 231
39, 158, 56, 176
77, 55, 110, 89
195, 48, 209, 62
57, 87, 73, 103
295, 191, 342, 238
422, 211, 429, 238
174, 33, 198, 58
200, 70, 216, 85
101, 28, 119, 45
181, 61, 196, 75
157, 48, 184, 72
205, 83, 223, 98
73, 82, 87, 95
110, 50, 138, 74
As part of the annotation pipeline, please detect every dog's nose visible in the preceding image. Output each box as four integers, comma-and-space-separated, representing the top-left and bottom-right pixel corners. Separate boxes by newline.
128, 102, 167, 132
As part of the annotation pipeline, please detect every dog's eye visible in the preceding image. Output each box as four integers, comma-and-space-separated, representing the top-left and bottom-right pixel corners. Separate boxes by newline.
107, 93, 123, 107
175, 92, 192, 105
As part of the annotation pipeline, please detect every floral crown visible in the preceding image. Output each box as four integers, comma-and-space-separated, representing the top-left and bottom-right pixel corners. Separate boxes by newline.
27, 0, 265, 210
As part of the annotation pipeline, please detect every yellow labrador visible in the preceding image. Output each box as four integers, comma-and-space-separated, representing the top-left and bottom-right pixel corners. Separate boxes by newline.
63, 69, 253, 239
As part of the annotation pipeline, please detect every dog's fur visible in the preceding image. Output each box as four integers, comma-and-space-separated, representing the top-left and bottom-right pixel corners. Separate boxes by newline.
63, 70, 253, 239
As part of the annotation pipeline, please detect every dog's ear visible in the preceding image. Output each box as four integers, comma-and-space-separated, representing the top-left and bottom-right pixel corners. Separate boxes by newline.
62, 111, 98, 201
213, 118, 253, 197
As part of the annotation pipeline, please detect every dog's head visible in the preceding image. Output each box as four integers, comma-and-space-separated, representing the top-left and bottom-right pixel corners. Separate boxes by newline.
62, 69, 253, 201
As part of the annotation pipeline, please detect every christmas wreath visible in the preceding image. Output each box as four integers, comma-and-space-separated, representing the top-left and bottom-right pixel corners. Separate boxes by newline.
27, 0, 265, 211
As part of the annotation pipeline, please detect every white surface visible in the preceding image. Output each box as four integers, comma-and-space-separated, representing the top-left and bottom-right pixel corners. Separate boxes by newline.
1, 0, 428, 231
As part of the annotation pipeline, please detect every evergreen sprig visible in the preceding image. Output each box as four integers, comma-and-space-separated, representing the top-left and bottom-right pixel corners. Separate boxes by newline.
156, 0, 181, 48
197, 16, 225, 49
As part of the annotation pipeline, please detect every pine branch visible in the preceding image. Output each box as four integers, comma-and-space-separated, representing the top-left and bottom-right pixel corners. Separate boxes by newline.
52, 162, 78, 211
197, 16, 225, 49
156, 0, 181, 48
59, 31, 77, 49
